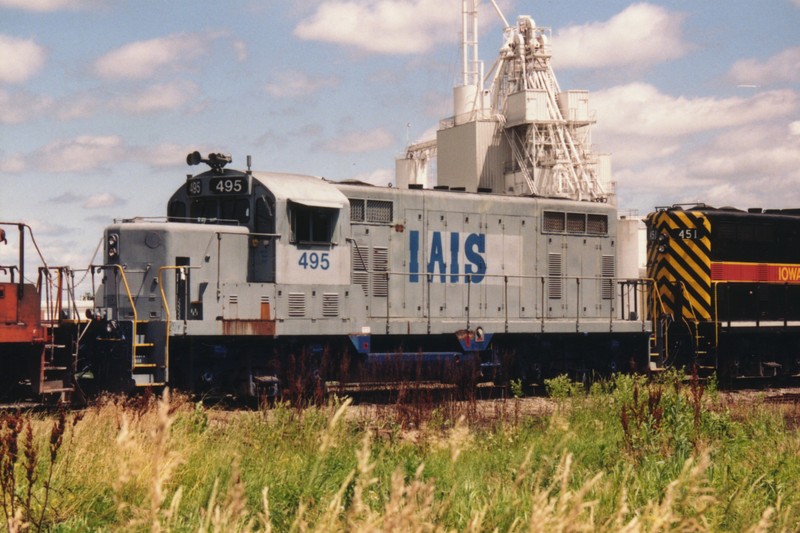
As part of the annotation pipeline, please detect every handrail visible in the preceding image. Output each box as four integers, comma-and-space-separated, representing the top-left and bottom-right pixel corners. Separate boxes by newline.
92, 264, 138, 370
372, 270, 652, 332
157, 265, 189, 385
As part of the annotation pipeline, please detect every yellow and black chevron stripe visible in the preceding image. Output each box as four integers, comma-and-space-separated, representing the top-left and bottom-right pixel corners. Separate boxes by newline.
646, 209, 712, 321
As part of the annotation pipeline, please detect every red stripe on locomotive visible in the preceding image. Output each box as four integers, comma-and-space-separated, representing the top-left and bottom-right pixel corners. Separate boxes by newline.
710, 262, 800, 283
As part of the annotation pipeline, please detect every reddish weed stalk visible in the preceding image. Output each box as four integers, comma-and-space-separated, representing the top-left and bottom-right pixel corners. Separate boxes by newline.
0, 406, 71, 533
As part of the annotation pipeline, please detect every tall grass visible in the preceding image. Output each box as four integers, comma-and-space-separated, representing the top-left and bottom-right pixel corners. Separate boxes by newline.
1, 374, 799, 531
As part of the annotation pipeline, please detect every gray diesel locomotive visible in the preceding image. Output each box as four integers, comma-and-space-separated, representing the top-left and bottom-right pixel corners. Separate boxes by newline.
80, 10, 655, 398
82, 153, 650, 397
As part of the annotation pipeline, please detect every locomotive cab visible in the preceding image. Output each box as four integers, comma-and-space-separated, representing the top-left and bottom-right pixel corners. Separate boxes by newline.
165, 166, 351, 287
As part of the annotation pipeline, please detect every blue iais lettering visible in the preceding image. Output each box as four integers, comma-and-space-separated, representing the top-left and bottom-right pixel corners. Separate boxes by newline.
407, 231, 486, 284
409, 230, 420, 282
450, 232, 460, 283
428, 232, 446, 282
464, 233, 486, 283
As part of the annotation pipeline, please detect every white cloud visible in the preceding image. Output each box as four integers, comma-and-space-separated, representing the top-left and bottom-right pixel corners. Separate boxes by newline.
294, 0, 459, 54
36, 135, 125, 173
323, 127, 395, 153
115, 80, 201, 113
233, 39, 247, 62
728, 46, 800, 85
688, 123, 800, 178
600, 136, 681, 167
55, 81, 200, 119
0, 89, 53, 124
553, 3, 690, 69
0, 0, 101, 11
614, 121, 800, 213
265, 71, 338, 98
56, 93, 102, 120
0, 35, 46, 83
92, 33, 212, 80
592, 83, 798, 137
83, 192, 122, 209
0, 154, 25, 173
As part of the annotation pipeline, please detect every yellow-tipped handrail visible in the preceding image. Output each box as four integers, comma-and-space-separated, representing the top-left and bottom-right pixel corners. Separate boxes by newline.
157, 265, 191, 384
94, 264, 139, 370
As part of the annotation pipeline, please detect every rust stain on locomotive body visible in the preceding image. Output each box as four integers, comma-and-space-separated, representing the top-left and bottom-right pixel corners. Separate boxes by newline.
222, 319, 276, 336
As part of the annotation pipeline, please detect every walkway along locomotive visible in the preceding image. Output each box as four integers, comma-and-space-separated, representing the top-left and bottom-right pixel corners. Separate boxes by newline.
81, 153, 650, 397
76, 8, 655, 398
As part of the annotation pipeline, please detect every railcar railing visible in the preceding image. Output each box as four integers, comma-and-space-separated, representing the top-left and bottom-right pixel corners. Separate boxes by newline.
368, 270, 652, 334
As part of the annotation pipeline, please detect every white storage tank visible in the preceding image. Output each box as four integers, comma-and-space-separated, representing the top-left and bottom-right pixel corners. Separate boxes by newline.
617, 216, 646, 279
453, 85, 479, 126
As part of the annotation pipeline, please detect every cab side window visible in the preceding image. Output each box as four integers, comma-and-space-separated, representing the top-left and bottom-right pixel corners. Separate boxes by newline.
290, 203, 338, 244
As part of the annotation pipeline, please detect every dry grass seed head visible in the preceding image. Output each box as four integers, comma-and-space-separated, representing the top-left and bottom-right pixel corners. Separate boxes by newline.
525, 452, 602, 533
318, 397, 352, 454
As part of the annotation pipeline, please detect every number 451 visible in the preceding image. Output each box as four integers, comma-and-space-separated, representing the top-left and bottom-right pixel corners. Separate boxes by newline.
298, 252, 330, 270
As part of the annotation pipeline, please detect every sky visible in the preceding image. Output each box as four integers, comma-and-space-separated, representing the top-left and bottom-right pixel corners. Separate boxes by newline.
1, 0, 799, 288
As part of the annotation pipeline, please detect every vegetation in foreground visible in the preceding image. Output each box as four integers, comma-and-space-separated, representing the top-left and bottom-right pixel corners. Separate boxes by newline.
1, 372, 799, 532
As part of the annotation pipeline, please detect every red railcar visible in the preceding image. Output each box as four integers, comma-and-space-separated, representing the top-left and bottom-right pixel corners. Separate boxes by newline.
0, 223, 76, 401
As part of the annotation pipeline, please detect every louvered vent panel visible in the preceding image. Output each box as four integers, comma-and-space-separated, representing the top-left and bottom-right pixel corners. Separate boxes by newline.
288, 292, 306, 317
601, 255, 615, 300
322, 293, 340, 317
353, 272, 369, 296
548, 253, 562, 299
366, 200, 393, 223
372, 247, 389, 297
229, 295, 239, 304
351, 242, 369, 295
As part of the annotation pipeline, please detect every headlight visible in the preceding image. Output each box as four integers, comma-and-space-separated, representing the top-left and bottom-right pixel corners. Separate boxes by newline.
108, 233, 119, 258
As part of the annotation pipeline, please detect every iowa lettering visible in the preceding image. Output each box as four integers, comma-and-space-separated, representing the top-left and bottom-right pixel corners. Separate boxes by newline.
409, 230, 486, 283
778, 265, 800, 282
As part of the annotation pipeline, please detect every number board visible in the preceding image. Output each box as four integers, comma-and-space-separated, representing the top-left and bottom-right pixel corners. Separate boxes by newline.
668, 228, 703, 240
187, 178, 203, 196
209, 176, 249, 195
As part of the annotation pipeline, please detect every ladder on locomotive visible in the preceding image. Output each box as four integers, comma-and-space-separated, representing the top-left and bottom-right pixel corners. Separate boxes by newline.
647, 280, 668, 371
678, 281, 717, 375
649, 279, 716, 375
97, 264, 170, 389
36, 267, 78, 401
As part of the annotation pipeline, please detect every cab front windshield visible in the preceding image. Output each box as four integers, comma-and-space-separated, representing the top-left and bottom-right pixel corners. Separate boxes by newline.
168, 198, 250, 225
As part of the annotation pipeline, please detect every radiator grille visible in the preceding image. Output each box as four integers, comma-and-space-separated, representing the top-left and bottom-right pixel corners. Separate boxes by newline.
587, 214, 608, 235
566, 213, 586, 233
366, 200, 393, 223
350, 199, 365, 221
543, 211, 565, 232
